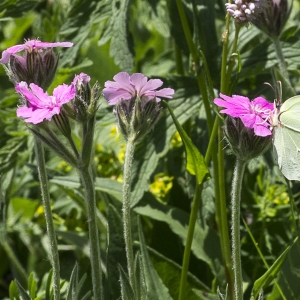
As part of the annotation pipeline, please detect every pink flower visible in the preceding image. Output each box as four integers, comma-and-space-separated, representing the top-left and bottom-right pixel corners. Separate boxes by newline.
0, 39, 73, 64
72, 72, 91, 86
102, 72, 174, 105
214, 93, 273, 137
16, 82, 75, 124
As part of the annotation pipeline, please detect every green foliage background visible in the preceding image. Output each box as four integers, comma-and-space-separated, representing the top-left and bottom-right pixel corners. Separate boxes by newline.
0, 0, 300, 299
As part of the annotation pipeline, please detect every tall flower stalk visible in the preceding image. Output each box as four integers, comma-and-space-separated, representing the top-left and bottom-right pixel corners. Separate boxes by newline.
14, 72, 103, 299
214, 94, 272, 299
0, 39, 73, 300
103, 72, 174, 295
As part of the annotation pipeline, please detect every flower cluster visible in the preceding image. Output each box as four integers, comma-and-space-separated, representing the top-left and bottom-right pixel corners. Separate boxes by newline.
214, 93, 273, 160
214, 93, 273, 136
225, 0, 269, 25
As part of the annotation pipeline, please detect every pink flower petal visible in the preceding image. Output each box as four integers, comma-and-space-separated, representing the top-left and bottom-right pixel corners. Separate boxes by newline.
102, 88, 132, 104
53, 83, 76, 105
130, 73, 149, 93
0, 39, 73, 64
16, 81, 74, 124
214, 93, 273, 137
253, 125, 272, 136
103, 72, 174, 105
0, 45, 25, 63
155, 88, 175, 99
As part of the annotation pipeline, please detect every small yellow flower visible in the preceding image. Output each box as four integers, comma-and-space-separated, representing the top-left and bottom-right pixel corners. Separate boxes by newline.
118, 144, 126, 164
150, 173, 173, 202
171, 131, 182, 148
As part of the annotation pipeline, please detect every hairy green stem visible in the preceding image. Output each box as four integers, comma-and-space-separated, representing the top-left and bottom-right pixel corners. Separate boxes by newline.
122, 140, 137, 294
231, 158, 246, 300
34, 137, 60, 300
79, 166, 103, 300
217, 13, 239, 300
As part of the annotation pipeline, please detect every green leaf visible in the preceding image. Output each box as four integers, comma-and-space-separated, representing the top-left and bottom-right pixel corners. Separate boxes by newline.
16, 281, 31, 300
163, 101, 209, 184
28, 272, 37, 299
134, 253, 147, 300
130, 83, 201, 206
9, 280, 20, 300
56, 231, 89, 257
134, 193, 222, 277
100, 0, 134, 72
146, 245, 211, 300
268, 237, 300, 299
66, 263, 79, 300
50, 176, 122, 201
251, 237, 298, 299
45, 270, 52, 300
138, 218, 173, 300
119, 265, 135, 300
106, 204, 127, 300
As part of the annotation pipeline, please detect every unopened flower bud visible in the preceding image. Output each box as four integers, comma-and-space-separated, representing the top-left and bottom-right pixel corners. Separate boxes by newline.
224, 117, 271, 161
251, 0, 292, 37
114, 96, 162, 142
52, 110, 72, 138
225, 0, 269, 26
64, 73, 95, 123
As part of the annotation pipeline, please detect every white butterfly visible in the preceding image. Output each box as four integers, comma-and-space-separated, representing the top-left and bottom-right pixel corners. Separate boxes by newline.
271, 82, 300, 181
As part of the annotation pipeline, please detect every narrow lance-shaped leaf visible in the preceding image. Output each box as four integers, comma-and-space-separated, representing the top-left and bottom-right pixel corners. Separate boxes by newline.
138, 218, 172, 300
251, 237, 298, 299
163, 101, 209, 184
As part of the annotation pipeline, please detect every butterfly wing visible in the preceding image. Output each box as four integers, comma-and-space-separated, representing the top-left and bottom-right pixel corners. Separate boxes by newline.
273, 125, 300, 181
280, 95, 300, 112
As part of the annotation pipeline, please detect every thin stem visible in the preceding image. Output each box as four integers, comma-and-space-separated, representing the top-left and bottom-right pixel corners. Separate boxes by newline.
242, 218, 287, 300
225, 25, 241, 92
178, 183, 203, 300
231, 158, 246, 300
220, 14, 231, 93
79, 166, 103, 300
216, 129, 234, 300
272, 36, 295, 97
122, 139, 137, 294
175, 0, 198, 64
2, 241, 28, 287
34, 137, 60, 300
217, 12, 238, 300
66, 135, 80, 160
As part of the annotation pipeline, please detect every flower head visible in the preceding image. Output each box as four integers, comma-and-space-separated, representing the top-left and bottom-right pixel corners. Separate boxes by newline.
0, 39, 73, 90
251, 0, 292, 37
63, 73, 100, 123
102, 72, 174, 105
214, 93, 273, 136
225, 0, 269, 25
224, 116, 272, 161
0, 39, 73, 64
16, 81, 75, 124
103, 72, 174, 142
